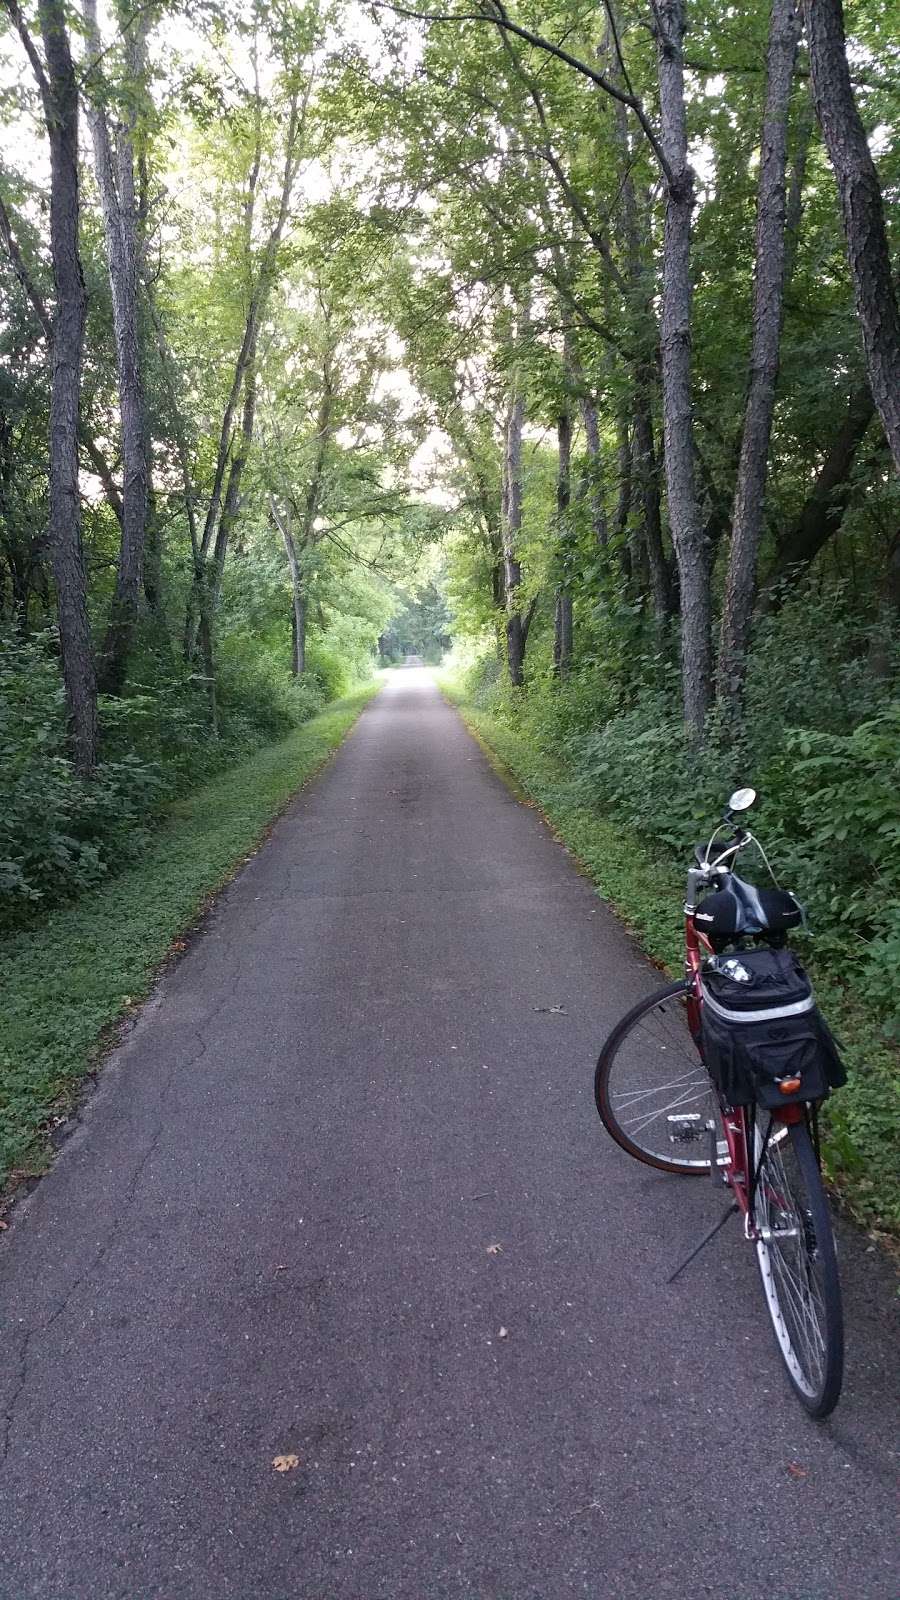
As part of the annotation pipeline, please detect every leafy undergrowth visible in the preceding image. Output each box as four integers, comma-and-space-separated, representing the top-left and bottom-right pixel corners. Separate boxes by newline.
440, 676, 900, 1240
0, 684, 379, 1193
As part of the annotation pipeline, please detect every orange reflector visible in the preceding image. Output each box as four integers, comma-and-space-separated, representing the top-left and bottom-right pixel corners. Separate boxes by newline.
778, 1076, 802, 1094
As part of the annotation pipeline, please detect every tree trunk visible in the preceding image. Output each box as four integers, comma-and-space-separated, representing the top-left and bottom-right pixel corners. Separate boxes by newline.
613, 411, 633, 551
501, 383, 530, 687
579, 390, 608, 548
783, 85, 815, 293
802, 0, 900, 474
717, 0, 802, 712
27, 0, 97, 771
82, 0, 151, 695
185, 87, 303, 659
633, 377, 672, 622
553, 396, 573, 677
761, 380, 875, 590
212, 350, 258, 608
655, 0, 711, 737
271, 496, 307, 677
608, 24, 670, 620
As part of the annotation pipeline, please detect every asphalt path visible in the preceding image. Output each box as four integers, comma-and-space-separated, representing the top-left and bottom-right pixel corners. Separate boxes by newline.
1, 670, 897, 1599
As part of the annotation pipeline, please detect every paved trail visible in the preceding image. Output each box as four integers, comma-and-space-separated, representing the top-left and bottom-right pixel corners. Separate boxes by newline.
1, 672, 897, 1599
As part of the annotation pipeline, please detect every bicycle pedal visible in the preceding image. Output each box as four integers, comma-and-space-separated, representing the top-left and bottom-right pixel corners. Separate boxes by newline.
667, 1113, 704, 1145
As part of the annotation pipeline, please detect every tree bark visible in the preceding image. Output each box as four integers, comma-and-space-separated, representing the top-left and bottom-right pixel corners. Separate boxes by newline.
717, 0, 802, 712
271, 498, 306, 675
0, 188, 124, 525
607, 19, 671, 621
82, 0, 151, 694
613, 411, 633, 552
10, 0, 98, 771
578, 388, 608, 548
501, 382, 530, 687
553, 394, 574, 677
655, 0, 711, 737
802, 0, 900, 473
633, 377, 672, 622
211, 347, 258, 608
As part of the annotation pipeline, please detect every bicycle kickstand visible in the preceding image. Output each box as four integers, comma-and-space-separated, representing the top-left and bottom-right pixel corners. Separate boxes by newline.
666, 1202, 739, 1284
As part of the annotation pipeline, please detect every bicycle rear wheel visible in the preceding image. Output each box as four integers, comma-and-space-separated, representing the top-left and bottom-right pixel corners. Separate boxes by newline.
754, 1117, 844, 1418
595, 981, 719, 1174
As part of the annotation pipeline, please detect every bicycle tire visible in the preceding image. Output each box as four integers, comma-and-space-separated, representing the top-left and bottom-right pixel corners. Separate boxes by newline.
595, 980, 719, 1175
754, 1117, 844, 1418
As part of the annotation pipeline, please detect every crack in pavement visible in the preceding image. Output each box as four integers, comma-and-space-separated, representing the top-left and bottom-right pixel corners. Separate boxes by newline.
0, 1025, 212, 1466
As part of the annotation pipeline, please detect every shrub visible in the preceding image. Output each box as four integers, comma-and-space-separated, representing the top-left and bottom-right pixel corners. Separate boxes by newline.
0, 627, 346, 931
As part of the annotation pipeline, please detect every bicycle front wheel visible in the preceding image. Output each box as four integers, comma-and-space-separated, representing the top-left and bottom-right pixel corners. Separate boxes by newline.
754, 1117, 844, 1418
595, 981, 719, 1174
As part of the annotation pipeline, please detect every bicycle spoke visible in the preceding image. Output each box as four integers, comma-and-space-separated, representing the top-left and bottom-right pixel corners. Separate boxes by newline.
754, 1120, 843, 1414
596, 983, 716, 1174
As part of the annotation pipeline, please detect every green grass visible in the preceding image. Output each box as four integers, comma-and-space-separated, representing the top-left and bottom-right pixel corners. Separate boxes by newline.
0, 683, 379, 1190
439, 674, 900, 1239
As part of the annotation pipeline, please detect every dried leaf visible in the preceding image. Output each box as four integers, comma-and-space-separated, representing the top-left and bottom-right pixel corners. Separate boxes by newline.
486, 1243, 503, 1255
272, 1454, 300, 1473
533, 1005, 567, 1015
0, 1219, 8, 1232
498, 1326, 509, 1339
786, 1462, 807, 1480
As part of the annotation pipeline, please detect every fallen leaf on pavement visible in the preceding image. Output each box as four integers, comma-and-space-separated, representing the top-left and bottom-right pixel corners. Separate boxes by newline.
786, 1462, 807, 1480
486, 1243, 503, 1255
533, 1005, 567, 1015
273, 1454, 300, 1473
498, 1326, 509, 1339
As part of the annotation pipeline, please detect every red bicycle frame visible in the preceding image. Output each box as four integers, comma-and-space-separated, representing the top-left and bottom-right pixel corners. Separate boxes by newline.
682, 899, 803, 1233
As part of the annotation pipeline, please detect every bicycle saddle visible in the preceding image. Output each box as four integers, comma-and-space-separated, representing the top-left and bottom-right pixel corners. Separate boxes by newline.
693, 873, 803, 938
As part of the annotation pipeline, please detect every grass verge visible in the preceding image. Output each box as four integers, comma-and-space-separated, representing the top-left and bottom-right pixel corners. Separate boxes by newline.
0, 682, 379, 1193
440, 674, 900, 1240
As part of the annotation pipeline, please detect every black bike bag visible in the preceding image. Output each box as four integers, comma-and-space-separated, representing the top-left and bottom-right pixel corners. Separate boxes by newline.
700, 947, 846, 1109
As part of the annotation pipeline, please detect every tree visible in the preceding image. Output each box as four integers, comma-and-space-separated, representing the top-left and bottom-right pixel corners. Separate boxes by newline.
802, 0, 900, 474
3, 0, 97, 771
717, 0, 802, 713
81, 0, 153, 693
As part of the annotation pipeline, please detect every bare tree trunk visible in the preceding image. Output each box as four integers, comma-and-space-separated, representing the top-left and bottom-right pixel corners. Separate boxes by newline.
579, 390, 608, 548
608, 22, 670, 621
802, 0, 900, 473
271, 498, 306, 676
717, 0, 802, 712
553, 392, 573, 677
0, 187, 124, 526
185, 85, 304, 659
633, 378, 672, 622
82, 0, 151, 694
613, 410, 633, 550
8, 0, 97, 771
783, 84, 815, 292
212, 350, 257, 608
501, 383, 532, 687
655, 0, 711, 737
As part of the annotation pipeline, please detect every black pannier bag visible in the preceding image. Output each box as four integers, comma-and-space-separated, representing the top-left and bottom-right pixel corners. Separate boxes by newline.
700, 946, 846, 1109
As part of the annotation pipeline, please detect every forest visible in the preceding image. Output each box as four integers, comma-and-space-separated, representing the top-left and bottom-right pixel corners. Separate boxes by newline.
0, 0, 898, 1219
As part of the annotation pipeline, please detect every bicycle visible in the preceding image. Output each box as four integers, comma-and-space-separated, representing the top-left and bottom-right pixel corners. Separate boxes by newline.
594, 786, 846, 1419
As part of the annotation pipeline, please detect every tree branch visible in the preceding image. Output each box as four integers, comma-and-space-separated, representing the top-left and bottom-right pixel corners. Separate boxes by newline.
367, 0, 676, 186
